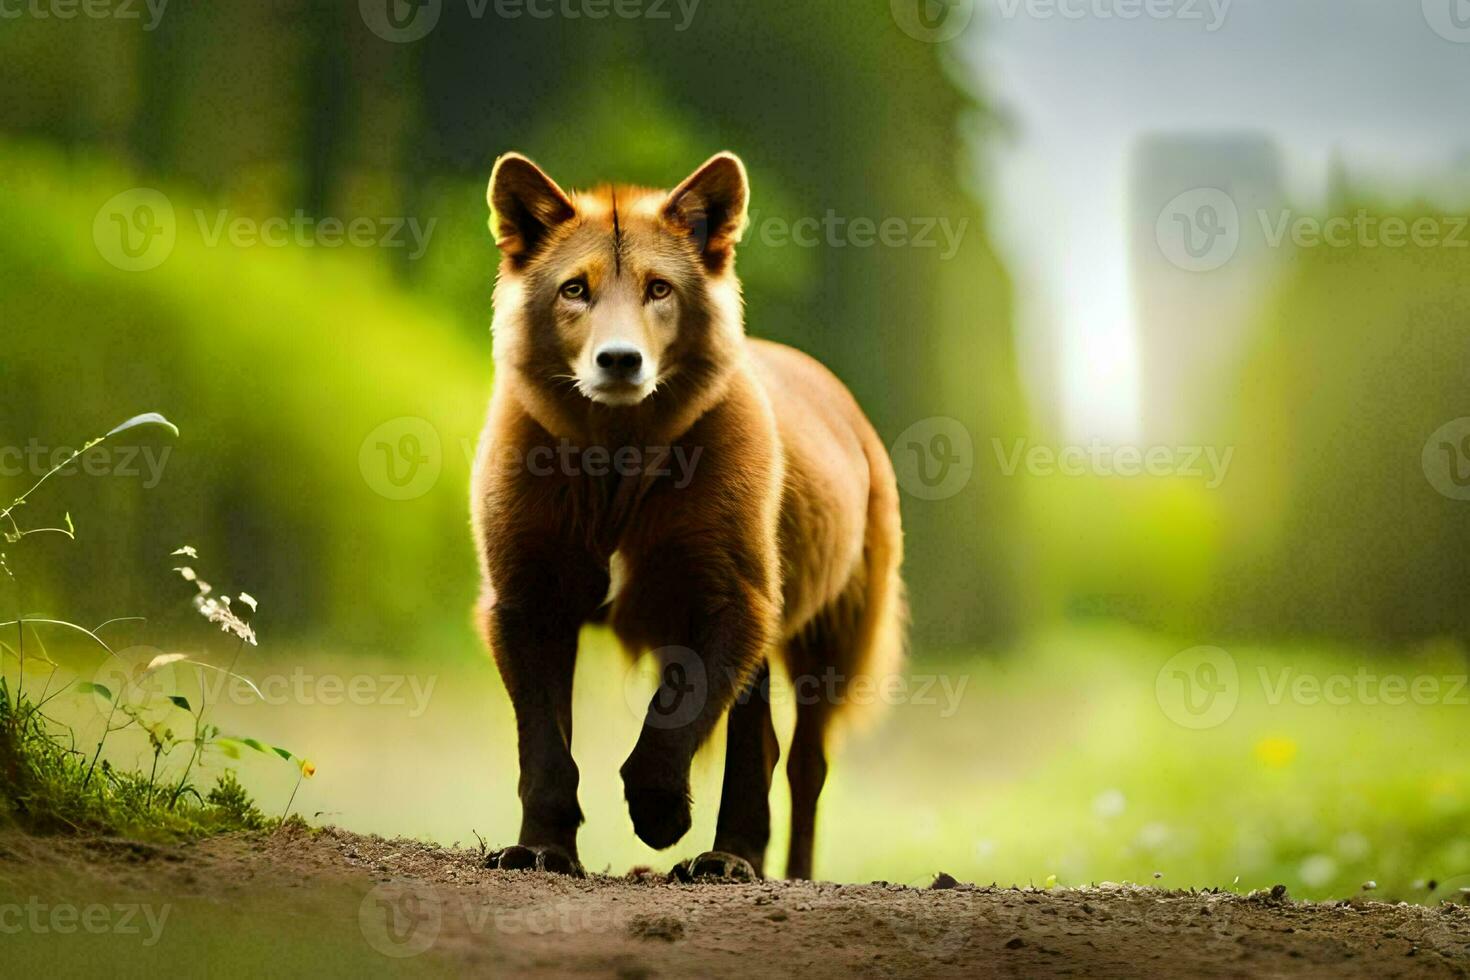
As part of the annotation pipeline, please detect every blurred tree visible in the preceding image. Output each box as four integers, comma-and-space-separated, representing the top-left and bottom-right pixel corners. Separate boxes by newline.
1212, 196, 1470, 643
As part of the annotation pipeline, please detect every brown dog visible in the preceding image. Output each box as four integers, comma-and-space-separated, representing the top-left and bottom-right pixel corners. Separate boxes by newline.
472, 151, 905, 880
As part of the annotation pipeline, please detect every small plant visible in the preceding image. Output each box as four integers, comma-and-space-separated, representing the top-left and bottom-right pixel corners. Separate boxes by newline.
205, 770, 267, 830
167, 547, 257, 807
167, 547, 314, 816
0, 413, 312, 839
1, 414, 176, 738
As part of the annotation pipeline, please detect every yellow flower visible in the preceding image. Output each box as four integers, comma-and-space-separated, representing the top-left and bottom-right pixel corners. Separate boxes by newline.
300, 760, 317, 778
1254, 736, 1297, 769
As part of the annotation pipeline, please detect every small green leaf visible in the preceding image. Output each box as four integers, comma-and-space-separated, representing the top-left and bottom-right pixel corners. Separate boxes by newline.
167, 695, 192, 712
75, 681, 114, 701
271, 746, 294, 762
106, 412, 179, 439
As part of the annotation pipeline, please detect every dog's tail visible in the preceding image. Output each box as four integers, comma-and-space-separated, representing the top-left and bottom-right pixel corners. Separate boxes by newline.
784, 433, 907, 731
843, 433, 908, 727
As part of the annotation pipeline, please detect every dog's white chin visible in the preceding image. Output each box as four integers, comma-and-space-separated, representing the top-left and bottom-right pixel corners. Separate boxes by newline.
584, 385, 653, 407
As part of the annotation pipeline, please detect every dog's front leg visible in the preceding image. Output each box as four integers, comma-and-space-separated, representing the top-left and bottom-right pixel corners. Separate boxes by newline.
481, 546, 608, 875
614, 546, 778, 851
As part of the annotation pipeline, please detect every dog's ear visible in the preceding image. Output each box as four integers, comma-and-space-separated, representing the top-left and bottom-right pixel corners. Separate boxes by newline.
662, 152, 749, 272
487, 153, 575, 265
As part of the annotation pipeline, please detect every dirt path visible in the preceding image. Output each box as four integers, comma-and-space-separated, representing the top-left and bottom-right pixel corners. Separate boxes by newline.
3, 826, 1469, 978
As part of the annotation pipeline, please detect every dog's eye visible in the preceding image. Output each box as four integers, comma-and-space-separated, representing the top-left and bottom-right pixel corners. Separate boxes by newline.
559, 279, 588, 301
647, 279, 673, 301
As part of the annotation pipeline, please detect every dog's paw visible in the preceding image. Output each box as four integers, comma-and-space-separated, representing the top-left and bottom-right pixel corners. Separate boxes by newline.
668, 851, 758, 883
483, 844, 584, 877
623, 783, 692, 850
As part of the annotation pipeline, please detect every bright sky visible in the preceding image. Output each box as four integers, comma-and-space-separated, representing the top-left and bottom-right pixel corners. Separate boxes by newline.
962, 0, 1470, 440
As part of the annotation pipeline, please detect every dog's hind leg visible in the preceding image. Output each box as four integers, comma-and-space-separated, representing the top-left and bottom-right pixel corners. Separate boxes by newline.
783, 608, 843, 881
785, 687, 831, 881
785, 445, 906, 880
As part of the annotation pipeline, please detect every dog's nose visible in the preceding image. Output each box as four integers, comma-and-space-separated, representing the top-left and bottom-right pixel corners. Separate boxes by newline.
594, 344, 644, 380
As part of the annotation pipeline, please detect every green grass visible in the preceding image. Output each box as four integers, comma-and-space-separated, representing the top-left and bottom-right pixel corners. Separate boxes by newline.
57, 624, 1461, 904
0, 414, 298, 843
0, 678, 269, 840
823, 626, 1470, 902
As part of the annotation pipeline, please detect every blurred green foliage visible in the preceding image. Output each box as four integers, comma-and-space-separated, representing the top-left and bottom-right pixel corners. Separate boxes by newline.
1031, 199, 1470, 645
1, 145, 486, 648
1217, 206, 1470, 642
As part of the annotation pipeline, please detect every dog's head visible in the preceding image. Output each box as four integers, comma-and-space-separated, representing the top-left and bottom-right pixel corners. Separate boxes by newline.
487, 152, 749, 414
